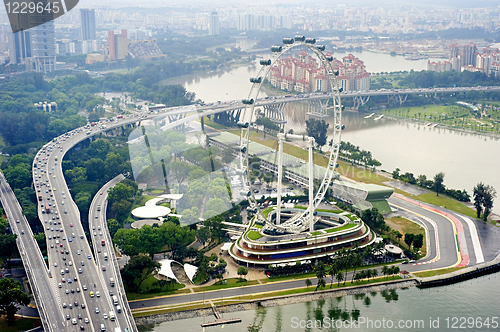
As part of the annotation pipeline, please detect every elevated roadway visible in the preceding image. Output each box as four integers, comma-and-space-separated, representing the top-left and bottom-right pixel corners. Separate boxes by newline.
0, 171, 62, 332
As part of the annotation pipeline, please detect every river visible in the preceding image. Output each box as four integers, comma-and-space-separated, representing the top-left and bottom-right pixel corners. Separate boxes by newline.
141, 273, 500, 332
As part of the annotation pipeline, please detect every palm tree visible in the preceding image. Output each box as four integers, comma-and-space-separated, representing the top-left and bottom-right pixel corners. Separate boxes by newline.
381, 266, 389, 280
329, 263, 339, 289
316, 277, 326, 291
305, 278, 312, 289
391, 266, 400, 278
350, 253, 362, 284
371, 269, 378, 280
335, 271, 344, 286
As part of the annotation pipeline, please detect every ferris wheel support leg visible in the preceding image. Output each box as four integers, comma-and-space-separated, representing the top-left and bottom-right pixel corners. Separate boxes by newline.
308, 137, 315, 232
276, 134, 284, 225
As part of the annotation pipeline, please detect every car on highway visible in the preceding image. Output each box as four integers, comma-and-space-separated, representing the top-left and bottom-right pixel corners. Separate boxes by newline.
60, 250, 64, 254
61, 278, 65, 283
66, 314, 70, 320
65, 289, 69, 294
58, 283, 62, 288
68, 278, 72, 283
69, 238, 72, 242
76, 287, 80, 292
72, 318, 77, 325
81, 303, 84, 308
102, 266, 106, 271
70, 223, 73, 227
96, 291, 100, 297
90, 291, 94, 297
83, 285, 87, 291
95, 307, 99, 314
84, 317, 89, 324
103, 313, 108, 319
71, 289, 74, 293
78, 268, 82, 274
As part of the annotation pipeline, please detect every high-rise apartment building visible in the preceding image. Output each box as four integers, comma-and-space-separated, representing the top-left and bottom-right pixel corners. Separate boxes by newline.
80, 9, 97, 41
108, 30, 128, 60
208, 12, 220, 35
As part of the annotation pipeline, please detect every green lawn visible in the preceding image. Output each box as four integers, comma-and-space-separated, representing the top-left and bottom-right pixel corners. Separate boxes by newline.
194, 278, 259, 292
411, 192, 477, 218
151, 190, 164, 194
325, 223, 357, 233
203, 117, 229, 130
125, 275, 188, 301
0, 155, 8, 163
413, 266, 465, 278
386, 216, 426, 257
247, 231, 263, 240
262, 207, 273, 217
310, 231, 322, 236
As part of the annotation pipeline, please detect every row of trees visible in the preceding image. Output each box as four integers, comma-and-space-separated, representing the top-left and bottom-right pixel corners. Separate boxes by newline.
114, 221, 195, 261
393, 169, 470, 202
339, 141, 382, 169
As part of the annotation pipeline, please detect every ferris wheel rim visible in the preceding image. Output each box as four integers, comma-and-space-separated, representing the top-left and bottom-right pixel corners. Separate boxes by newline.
239, 38, 343, 232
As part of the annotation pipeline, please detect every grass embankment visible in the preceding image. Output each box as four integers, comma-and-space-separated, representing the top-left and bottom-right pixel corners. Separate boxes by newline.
247, 231, 263, 240
131, 275, 403, 317
126, 275, 188, 301
408, 192, 476, 219
202, 117, 228, 130
194, 278, 259, 292
382, 104, 499, 134
386, 216, 426, 257
413, 266, 465, 278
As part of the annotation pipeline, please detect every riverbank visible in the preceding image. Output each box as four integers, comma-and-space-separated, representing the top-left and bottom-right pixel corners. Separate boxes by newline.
134, 278, 417, 325
134, 253, 500, 325
380, 112, 500, 139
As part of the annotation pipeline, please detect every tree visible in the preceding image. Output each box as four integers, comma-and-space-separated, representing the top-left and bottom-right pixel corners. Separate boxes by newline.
482, 185, 497, 221
107, 218, 121, 238
316, 277, 326, 291
196, 226, 210, 247
412, 234, 424, 250
0, 234, 18, 264
237, 266, 248, 281
305, 278, 312, 289
0, 278, 30, 324
305, 118, 329, 149
256, 117, 279, 138
404, 233, 414, 250
328, 263, 338, 289
433, 172, 445, 196
335, 271, 344, 286
474, 182, 497, 221
392, 168, 400, 179
170, 161, 190, 185
381, 265, 389, 280
350, 253, 362, 284
120, 255, 161, 292
108, 182, 135, 204
473, 182, 485, 218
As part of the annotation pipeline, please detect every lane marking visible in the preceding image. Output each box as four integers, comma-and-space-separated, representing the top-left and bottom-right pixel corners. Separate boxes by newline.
457, 215, 484, 264
392, 194, 463, 267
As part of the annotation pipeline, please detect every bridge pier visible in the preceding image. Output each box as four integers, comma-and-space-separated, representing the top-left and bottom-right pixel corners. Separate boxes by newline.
307, 99, 329, 117
263, 103, 286, 129
353, 95, 370, 109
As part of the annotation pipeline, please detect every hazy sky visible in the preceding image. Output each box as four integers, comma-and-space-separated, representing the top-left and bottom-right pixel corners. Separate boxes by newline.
81, 0, 500, 9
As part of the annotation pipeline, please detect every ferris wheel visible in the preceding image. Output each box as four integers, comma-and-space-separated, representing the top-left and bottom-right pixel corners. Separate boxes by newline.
237, 36, 344, 234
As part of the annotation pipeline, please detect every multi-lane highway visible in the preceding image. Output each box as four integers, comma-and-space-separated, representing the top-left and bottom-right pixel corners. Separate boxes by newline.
0, 171, 63, 331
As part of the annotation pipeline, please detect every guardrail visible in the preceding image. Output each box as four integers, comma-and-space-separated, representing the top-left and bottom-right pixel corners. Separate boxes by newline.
0, 174, 54, 332
89, 174, 138, 332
